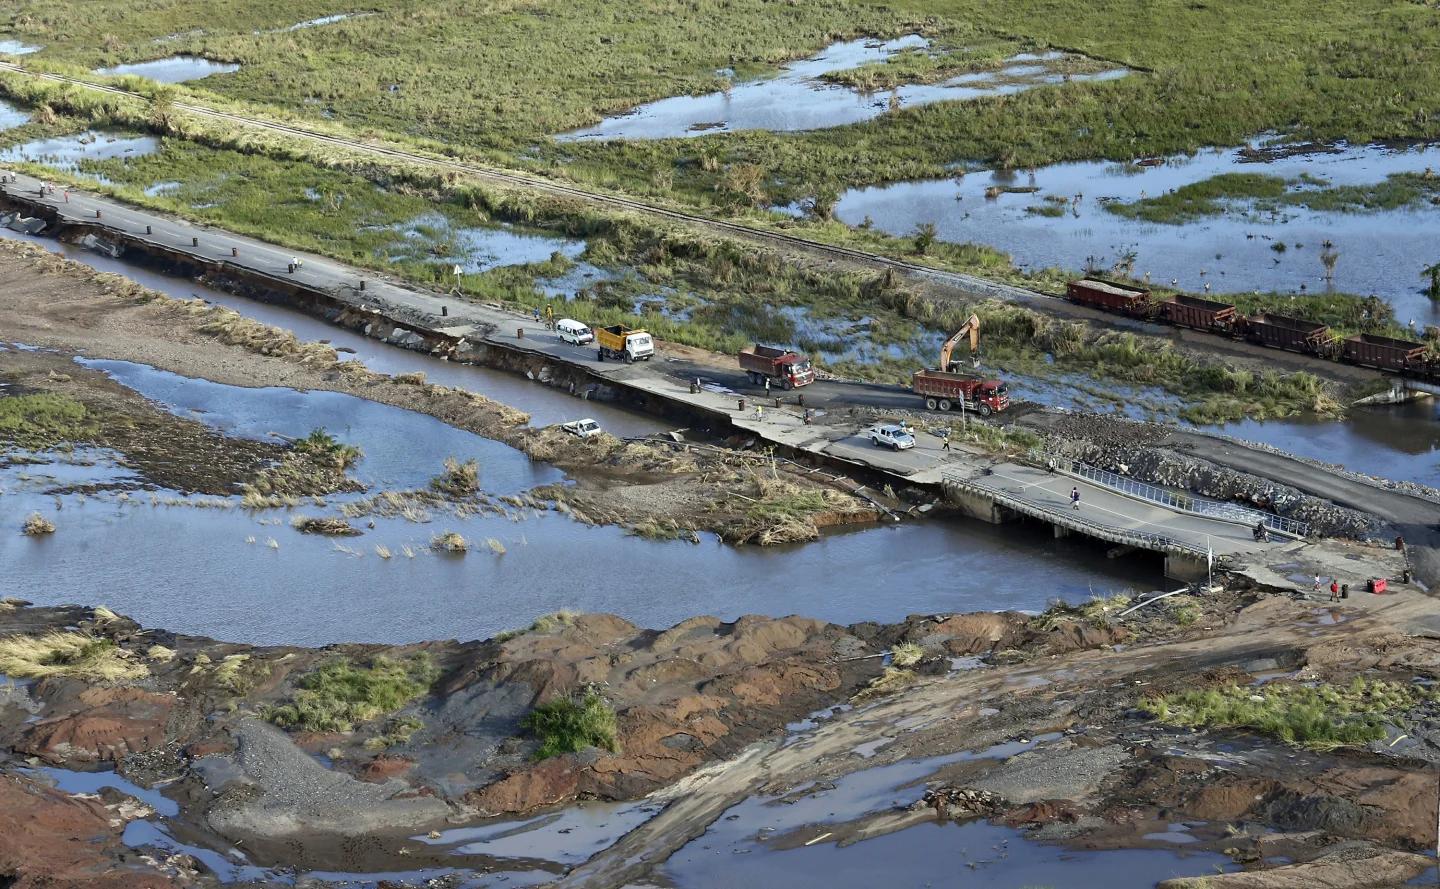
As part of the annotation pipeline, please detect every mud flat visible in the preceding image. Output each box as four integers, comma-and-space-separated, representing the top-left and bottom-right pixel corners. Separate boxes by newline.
4, 581, 1440, 888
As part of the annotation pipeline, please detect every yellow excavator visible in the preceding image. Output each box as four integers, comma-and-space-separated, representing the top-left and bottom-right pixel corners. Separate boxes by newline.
938, 313, 980, 373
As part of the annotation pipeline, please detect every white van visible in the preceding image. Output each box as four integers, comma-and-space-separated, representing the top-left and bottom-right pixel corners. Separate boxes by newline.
556, 318, 594, 345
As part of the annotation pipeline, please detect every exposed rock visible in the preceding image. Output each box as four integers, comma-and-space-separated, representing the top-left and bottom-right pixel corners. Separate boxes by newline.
206, 719, 449, 841
1158, 841, 1433, 889
19, 686, 175, 765
0, 773, 179, 888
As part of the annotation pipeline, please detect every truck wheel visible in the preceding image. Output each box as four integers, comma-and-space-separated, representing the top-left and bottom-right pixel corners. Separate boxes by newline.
871, 436, 879, 446
924, 398, 938, 411
597, 349, 604, 362
978, 403, 992, 417
938, 399, 952, 412
781, 377, 793, 390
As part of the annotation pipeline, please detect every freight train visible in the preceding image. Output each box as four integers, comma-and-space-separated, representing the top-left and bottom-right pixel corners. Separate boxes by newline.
1065, 278, 1440, 381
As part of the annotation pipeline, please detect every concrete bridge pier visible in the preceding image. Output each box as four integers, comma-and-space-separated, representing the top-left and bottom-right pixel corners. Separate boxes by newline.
947, 487, 1013, 525
1164, 551, 1209, 584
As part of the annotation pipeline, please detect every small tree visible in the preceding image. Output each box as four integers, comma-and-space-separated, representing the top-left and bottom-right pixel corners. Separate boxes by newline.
1423, 263, 1440, 301
912, 221, 938, 256
1320, 248, 1340, 287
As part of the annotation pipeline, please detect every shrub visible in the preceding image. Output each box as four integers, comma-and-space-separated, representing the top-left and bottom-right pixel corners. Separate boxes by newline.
266, 654, 439, 733
431, 531, 467, 553
522, 688, 620, 760
293, 428, 362, 470
890, 642, 925, 667
21, 513, 55, 536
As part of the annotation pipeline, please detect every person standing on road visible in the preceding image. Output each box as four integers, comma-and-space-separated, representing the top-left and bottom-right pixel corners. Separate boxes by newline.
755, 405, 764, 422
1070, 487, 1080, 510
1329, 579, 1340, 603
1312, 573, 1322, 593
941, 429, 951, 451
532, 306, 541, 323
764, 377, 770, 395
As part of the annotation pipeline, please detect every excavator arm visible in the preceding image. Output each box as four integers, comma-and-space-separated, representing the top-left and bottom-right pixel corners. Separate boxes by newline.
938, 313, 980, 373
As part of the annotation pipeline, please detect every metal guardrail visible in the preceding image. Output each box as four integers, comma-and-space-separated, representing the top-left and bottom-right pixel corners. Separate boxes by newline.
1065, 461, 1310, 538
942, 473, 1213, 558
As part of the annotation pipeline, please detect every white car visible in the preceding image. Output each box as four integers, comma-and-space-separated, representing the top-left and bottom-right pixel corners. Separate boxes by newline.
561, 418, 603, 439
870, 424, 916, 451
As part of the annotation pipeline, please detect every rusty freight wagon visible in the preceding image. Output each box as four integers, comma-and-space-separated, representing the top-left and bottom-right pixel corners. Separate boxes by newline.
1066, 278, 1153, 317
1161, 294, 1239, 333
1342, 334, 1429, 372
1243, 313, 1329, 354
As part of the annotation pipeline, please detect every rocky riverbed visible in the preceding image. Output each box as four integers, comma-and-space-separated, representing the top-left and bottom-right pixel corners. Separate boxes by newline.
4, 586, 1440, 888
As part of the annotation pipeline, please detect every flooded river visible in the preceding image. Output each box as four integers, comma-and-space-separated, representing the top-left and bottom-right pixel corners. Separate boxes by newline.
835, 139, 1440, 324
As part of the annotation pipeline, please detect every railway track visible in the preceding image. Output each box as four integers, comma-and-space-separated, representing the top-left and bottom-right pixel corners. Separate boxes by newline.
0, 61, 1042, 305
3, 63, 1434, 384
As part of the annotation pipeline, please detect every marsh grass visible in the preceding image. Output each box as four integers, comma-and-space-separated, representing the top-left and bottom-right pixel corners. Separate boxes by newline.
1145, 677, 1434, 748
0, 631, 147, 681
265, 653, 438, 733
430, 457, 480, 498
0, 393, 98, 448
522, 687, 620, 760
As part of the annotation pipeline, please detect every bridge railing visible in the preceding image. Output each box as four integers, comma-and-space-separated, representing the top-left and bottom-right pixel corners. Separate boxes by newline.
1064, 461, 1310, 538
942, 472, 1213, 559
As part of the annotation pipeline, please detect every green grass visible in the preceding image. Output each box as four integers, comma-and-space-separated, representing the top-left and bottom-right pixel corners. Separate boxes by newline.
0, 393, 98, 447
265, 653, 439, 733
1107, 171, 1440, 223
522, 688, 620, 760
1145, 677, 1435, 749
1105, 173, 1289, 224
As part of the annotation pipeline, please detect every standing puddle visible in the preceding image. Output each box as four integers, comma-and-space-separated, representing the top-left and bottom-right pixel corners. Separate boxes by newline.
0, 99, 31, 131
835, 139, 1440, 322
560, 37, 1127, 140
664, 737, 1228, 887
0, 39, 41, 55
280, 13, 373, 31
74, 357, 558, 493
0, 131, 159, 182
381, 211, 585, 274
94, 56, 241, 83
413, 801, 659, 864
23, 766, 179, 817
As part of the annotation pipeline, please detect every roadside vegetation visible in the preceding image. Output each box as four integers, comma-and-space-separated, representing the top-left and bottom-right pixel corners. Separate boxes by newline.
1144, 677, 1436, 749
522, 687, 620, 760
265, 653, 439, 733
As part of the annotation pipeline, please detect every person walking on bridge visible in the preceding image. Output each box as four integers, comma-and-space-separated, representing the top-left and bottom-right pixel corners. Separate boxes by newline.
1070, 487, 1080, 510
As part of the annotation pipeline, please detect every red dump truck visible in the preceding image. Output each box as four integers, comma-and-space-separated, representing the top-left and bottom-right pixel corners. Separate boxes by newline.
738, 344, 815, 389
1066, 277, 1153, 317
1244, 313, 1329, 355
912, 369, 1009, 416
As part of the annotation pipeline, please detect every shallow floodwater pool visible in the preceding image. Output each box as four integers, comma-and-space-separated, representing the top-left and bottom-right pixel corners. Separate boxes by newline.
0, 131, 160, 182
74, 357, 558, 493
560, 38, 1126, 141
94, 55, 241, 83
835, 139, 1440, 323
